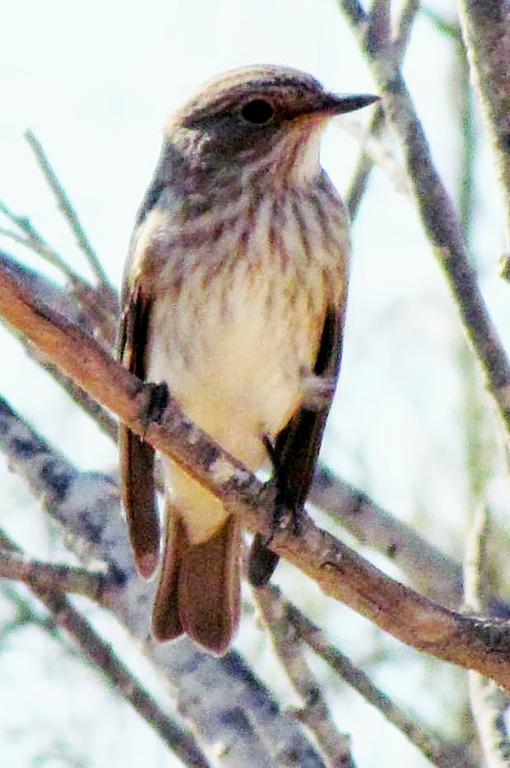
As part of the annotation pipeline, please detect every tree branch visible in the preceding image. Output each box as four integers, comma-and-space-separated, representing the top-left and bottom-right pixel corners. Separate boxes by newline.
0, 391, 326, 768
456, 0, 510, 234
310, 467, 463, 608
465, 508, 510, 767
24, 130, 117, 302
283, 588, 474, 768
346, 0, 419, 216
0, 529, 211, 768
338, 0, 510, 440
0, 549, 107, 601
4, 253, 465, 620
1, 250, 467, 616
255, 586, 355, 768
3, 252, 510, 689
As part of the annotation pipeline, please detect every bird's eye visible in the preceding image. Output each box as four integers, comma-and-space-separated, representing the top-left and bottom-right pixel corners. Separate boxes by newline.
240, 99, 275, 125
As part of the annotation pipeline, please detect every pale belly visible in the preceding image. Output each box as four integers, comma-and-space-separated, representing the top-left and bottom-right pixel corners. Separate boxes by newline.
146, 260, 326, 543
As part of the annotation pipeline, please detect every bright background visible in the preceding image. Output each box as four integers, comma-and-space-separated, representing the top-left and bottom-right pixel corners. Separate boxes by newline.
1, 0, 509, 765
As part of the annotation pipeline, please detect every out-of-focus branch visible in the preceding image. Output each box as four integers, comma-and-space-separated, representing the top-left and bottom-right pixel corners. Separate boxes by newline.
0, 528, 211, 768
338, 0, 510, 441
283, 588, 475, 768
4, 253, 510, 688
465, 508, 510, 767
255, 586, 355, 768
456, 1, 510, 234
0, 225, 79, 282
310, 467, 463, 608
0, 253, 118, 440
24, 130, 117, 303
346, 0, 419, 217
0, 549, 107, 601
0, 393, 327, 768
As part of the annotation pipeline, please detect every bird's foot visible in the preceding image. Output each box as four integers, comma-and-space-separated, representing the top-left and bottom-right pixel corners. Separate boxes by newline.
140, 381, 169, 438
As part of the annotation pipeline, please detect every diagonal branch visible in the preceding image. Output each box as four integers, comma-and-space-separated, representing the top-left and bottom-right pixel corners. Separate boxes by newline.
3, 252, 510, 689
0, 529, 211, 768
310, 467, 463, 608
338, 0, 510, 439
3, 250, 464, 614
456, 0, 510, 234
0, 392, 327, 768
254, 585, 355, 768
283, 589, 474, 768
0, 549, 107, 601
24, 130, 117, 302
1, 251, 467, 611
465, 508, 510, 767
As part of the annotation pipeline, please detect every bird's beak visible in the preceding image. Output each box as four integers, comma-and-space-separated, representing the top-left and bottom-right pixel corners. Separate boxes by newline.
320, 92, 380, 115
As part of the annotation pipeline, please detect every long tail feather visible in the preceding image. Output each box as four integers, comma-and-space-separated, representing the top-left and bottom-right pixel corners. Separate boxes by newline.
152, 504, 240, 655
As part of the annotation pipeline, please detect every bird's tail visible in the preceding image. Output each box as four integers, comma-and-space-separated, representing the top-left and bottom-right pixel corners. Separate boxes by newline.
152, 501, 241, 655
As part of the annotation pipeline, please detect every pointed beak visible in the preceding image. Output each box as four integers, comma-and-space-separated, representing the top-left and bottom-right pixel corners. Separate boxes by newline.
320, 92, 380, 115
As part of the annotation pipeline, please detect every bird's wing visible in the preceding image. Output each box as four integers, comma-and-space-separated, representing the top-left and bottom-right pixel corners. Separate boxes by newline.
248, 304, 344, 586
117, 224, 161, 580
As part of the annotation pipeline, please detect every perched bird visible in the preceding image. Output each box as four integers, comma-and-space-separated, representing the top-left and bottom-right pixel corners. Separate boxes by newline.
118, 64, 377, 655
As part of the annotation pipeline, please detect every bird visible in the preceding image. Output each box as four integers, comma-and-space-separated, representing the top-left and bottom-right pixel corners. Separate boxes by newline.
118, 64, 377, 655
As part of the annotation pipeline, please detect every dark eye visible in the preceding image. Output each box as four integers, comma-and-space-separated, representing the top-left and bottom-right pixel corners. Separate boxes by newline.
240, 99, 275, 125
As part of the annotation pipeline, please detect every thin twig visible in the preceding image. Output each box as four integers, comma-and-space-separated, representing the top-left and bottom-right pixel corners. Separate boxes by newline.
310, 467, 463, 608
0, 548, 107, 601
456, 0, 510, 236
0, 200, 117, 346
282, 589, 474, 768
465, 508, 510, 767
346, 0, 419, 217
0, 225, 79, 282
24, 129, 116, 298
340, 120, 410, 198
338, 0, 510, 442
0, 529, 211, 768
255, 586, 355, 768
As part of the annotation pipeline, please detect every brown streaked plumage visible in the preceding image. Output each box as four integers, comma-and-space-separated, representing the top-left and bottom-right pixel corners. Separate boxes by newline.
118, 65, 377, 655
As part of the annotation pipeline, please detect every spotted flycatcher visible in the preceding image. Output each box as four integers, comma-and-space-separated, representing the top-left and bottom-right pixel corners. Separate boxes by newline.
118, 65, 377, 654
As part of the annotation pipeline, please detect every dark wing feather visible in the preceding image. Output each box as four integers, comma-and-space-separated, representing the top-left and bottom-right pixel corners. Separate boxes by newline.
118, 282, 161, 579
248, 305, 344, 586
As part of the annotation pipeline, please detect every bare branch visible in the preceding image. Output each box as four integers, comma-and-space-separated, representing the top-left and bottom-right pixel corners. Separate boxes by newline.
456, 0, 510, 233
0, 529, 211, 768
5, 245, 462, 616
0, 225, 79, 282
3, 252, 510, 688
338, 0, 510, 440
255, 586, 355, 768
2, 252, 465, 611
465, 508, 510, 767
346, 0, 419, 216
0, 549, 107, 601
310, 468, 463, 608
0, 392, 326, 768
283, 589, 474, 768
311, 472, 510, 623
24, 130, 117, 302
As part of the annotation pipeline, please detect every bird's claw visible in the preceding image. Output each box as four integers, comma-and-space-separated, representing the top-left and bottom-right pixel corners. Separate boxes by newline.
140, 381, 169, 438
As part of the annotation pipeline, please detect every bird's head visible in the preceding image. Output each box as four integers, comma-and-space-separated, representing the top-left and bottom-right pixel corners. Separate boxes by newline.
165, 65, 378, 188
